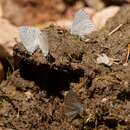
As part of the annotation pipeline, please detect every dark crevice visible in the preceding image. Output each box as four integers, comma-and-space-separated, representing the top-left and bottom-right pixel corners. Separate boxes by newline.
85, 76, 93, 89
117, 90, 130, 101
0, 57, 14, 80
104, 117, 118, 129
19, 59, 84, 96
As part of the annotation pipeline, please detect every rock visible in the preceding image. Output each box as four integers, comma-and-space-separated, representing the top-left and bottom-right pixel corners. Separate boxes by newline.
92, 6, 120, 29
0, 18, 19, 56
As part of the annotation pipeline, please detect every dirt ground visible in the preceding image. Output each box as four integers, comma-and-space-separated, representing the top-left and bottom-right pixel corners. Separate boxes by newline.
0, 4, 130, 130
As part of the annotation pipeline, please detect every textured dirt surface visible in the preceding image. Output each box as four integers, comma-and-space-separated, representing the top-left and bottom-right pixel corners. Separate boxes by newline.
0, 5, 130, 130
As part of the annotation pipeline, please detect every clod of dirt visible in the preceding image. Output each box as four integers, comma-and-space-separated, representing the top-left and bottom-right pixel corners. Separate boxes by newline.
14, 26, 86, 96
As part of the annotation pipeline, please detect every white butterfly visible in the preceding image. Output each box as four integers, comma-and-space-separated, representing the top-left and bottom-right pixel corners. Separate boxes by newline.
70, 8, 95, 36
18, 26, 49, 56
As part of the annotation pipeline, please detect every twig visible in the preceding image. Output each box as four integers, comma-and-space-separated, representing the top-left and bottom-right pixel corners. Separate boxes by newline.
108, 24, 123, 36
123, 44, 130, 66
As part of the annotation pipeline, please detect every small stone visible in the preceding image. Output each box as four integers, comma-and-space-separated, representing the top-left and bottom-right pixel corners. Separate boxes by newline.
0, 18, 19, 55
101, 98, 108, 103
25, 91, 33, 100
93, 6, 120, 29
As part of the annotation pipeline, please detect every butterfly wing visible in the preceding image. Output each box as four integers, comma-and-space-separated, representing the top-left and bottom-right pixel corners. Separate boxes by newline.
64, 90, 83, 117
18, 26, 39, 54
71, 9, 95, 36
19, 26, 49, 56
38, 31, 49, 57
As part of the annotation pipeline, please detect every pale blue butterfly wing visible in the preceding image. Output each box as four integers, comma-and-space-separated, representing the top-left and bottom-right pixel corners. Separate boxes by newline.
19, 26, 49, 56
71, 9, 95, 36
18, 26, 39, 54
64, 90, 83, 117
38, 31, 49, 57
71, 9, 87, 26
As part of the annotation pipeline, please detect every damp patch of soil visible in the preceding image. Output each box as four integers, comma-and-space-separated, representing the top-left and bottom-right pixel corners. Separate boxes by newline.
0, 5, 130, 130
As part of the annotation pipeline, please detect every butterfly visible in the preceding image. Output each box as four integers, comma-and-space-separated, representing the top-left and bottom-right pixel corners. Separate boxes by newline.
64, 90, 83, 117
18, 26, 49, 56
70, 8, 95, 37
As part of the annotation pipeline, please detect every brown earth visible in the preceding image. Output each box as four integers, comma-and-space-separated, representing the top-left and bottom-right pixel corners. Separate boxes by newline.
0, 5, 130, 130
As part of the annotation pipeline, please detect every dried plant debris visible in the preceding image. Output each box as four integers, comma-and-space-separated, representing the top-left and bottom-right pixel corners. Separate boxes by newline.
97, 53, 119, 66
70, 8, 96, 37
64, 90, 83, 117
123, 43, 130, 66
108, 23, 123, 36
18, 26, 49, 56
